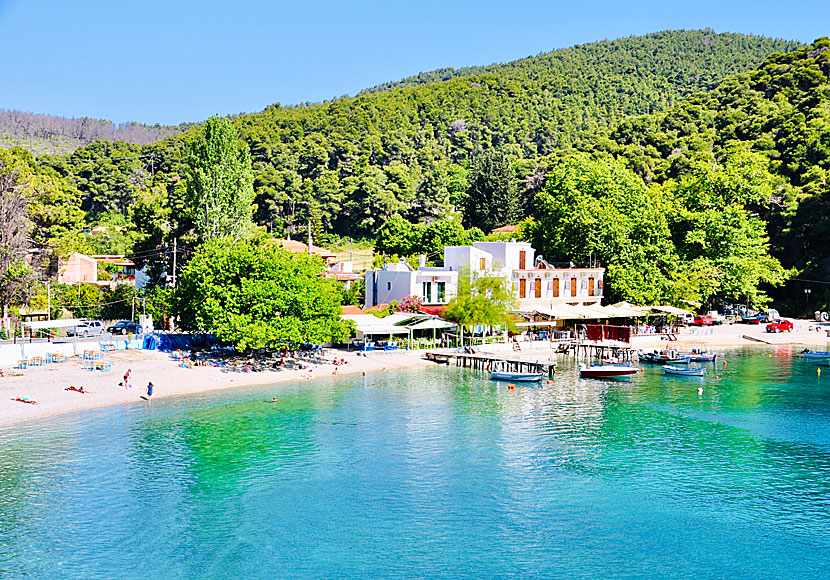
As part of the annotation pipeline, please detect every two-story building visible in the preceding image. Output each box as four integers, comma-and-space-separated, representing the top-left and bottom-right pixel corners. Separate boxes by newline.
364, 241, 604, 310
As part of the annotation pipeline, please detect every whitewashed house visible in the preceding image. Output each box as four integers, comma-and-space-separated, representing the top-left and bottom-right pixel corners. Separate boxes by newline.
364, 241, 604, 310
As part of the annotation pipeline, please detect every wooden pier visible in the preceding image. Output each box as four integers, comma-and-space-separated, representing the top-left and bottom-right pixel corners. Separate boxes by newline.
424, 351, 556, 378
556, 342, 636, 361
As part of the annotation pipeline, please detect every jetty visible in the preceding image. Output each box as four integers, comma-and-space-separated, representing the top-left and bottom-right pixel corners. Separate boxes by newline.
424, 351, 556, 378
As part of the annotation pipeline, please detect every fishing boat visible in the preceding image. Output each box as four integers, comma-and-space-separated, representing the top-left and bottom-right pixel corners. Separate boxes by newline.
489, 362, 544, 382
662, 365, 705, 377
579, 363, 639, 378
686, 350, 717, 363
803, 350, 830, 360
638, 350, 690, 364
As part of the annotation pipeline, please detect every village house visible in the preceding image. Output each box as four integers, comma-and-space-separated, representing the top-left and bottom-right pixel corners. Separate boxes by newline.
58, 253, 147, 289
364, 241, 604, 311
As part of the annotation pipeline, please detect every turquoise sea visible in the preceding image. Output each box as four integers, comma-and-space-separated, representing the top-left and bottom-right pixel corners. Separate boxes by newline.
1, 347, 830, 579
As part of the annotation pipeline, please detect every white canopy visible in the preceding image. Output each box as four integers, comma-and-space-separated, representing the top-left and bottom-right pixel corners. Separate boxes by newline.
21, 318, 85, 330
650, 305, 693, 316
407, 318, 456, 331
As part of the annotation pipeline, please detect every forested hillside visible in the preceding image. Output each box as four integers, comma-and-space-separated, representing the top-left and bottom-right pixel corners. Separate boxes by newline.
31, 30, 799, 238
5, 29, 827, 315
0, 109, 187, 155
592, 38, 830, 310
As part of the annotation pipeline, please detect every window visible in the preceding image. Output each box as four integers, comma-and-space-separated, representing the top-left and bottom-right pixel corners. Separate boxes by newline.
480, 257, 486, 270
519, 278, 527, 298
588, 277, 595, 296
437, 282, 446, 303
519, 250, 526, 270
387, 282, 391, 291
570, 277, 577, 297
534, 278, 541, 298
423, 282, 432, 303
552, 278, 560, 297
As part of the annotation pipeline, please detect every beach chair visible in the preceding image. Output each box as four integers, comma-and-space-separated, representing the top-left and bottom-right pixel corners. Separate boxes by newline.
102, 360, 112, 372
16, 359, 27, 369
82, 359, 95, 371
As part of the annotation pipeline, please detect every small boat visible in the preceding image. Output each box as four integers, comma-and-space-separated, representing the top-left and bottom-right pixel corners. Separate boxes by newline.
687, 351, 717, 363
803, 350, 830, 360
489, 362, 543, 382
602, 358, 631, 366
662, 365, 705, 377
638, 350, 690, 364
579, 363, 639, 378
740, 314, 766, 324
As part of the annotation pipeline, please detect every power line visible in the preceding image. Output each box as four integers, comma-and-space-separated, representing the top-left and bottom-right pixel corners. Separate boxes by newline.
789, 278, 830, 285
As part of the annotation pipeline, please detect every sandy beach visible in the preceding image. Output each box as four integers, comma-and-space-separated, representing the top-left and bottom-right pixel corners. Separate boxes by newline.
2, 319, 828, 427
0, 347, 430, 427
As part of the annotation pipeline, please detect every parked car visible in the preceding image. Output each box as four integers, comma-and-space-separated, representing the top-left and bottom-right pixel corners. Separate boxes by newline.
693, 315, 714, 326
66, 320, 104, 337
680, 313, 695, 325
766, 319, 793, 333
107, 320, 140, 335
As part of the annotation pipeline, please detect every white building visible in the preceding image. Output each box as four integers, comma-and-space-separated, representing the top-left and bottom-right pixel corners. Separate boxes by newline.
364, 241, 604, 310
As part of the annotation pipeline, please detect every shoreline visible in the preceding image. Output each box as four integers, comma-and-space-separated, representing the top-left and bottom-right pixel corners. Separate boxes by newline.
1, 319, 827, 428
0, 348, 430, 428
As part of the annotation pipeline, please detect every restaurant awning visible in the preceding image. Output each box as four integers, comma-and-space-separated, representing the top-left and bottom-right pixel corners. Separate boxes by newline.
21, 318, 85, 329
650, 305, 693, 316
407, 318, 457, 330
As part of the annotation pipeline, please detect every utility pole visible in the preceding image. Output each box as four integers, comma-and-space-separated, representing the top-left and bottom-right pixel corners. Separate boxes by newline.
308, 221, 313, 256
172, 239, 177, 287
47, 281, 51, 321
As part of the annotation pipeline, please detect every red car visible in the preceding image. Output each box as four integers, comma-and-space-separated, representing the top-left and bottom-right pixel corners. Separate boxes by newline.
766, 319, 793, 333
693, 315, 714, 326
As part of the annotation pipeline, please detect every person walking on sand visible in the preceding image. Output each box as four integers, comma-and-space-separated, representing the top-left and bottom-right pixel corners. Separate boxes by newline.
146, 382, 154, 399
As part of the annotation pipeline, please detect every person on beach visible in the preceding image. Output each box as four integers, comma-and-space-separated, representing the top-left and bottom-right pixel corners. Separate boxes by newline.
146, 382, 154, 399
122, 369, 131, 388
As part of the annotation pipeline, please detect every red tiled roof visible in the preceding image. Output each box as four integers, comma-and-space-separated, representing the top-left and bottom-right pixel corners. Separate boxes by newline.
490, 224, 518, 234
341, 305, 364, 315
419, 305, 447, 316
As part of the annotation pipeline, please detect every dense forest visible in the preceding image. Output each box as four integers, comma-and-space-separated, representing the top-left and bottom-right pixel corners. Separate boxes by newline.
2, 29, 828, 317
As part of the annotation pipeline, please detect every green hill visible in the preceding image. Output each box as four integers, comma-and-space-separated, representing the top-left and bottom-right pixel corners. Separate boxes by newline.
41, 30, 801, 239
597, 38, 830, 308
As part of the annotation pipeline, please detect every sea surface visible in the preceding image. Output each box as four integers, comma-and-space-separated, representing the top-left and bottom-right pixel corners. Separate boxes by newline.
1, 347, 829, 579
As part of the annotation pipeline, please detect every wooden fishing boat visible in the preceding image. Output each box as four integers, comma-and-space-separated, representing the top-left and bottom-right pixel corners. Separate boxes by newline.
662, 365, 705, 377
579, 363, 639, 378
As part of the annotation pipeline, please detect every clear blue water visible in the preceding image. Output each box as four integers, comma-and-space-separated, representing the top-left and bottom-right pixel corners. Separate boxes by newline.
2, 348, 830, 579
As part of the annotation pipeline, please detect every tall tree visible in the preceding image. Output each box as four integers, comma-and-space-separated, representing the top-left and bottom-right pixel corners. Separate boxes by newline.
443, 268, 516, 346
0, 151, 37, 322
186, 117, 255, 242
463, 150, 520, 232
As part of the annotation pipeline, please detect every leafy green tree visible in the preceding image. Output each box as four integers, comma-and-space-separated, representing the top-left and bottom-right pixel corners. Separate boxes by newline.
52, 283, 102, 319
186, 117, 255, 242
175, 236, 352, 350
443, 268, 516, 345
463, 150, 520, 232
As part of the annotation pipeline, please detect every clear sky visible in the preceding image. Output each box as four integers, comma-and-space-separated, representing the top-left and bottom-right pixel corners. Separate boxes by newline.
0, 0, 825, 126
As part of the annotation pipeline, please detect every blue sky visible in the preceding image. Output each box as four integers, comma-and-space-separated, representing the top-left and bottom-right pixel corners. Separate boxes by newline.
0, 0, 825, 125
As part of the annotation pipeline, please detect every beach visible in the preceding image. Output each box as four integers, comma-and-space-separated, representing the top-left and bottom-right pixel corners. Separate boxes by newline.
0, 347, 430, 427
2, 318, 827, 427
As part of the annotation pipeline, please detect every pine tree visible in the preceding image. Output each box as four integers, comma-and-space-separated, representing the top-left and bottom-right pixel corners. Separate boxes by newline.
463, 150, 520, 232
